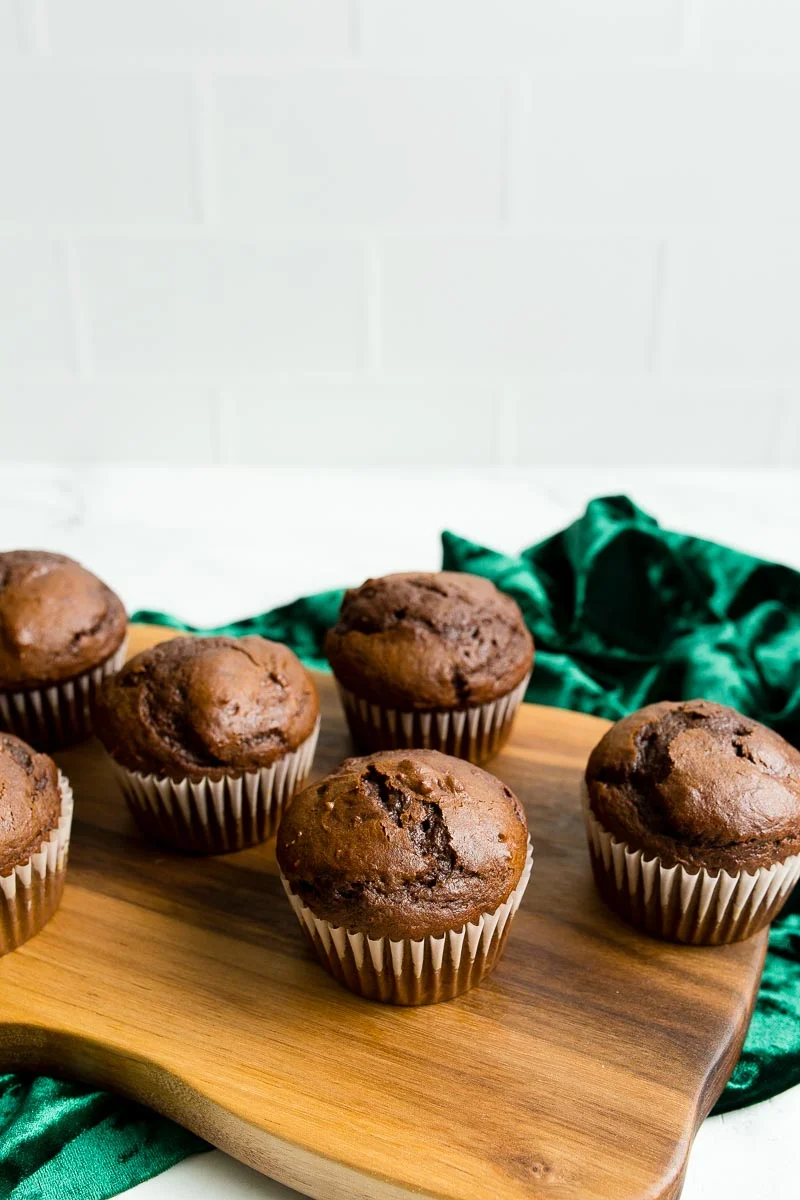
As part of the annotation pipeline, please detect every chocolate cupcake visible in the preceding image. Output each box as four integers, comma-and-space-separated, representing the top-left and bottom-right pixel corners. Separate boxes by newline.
0, 550, 127, 748
277, 748, 532, 1004
325, 572, 533, 764
584, 699, 800, 944
96, 635, 319, 854
0, 733, 73, 954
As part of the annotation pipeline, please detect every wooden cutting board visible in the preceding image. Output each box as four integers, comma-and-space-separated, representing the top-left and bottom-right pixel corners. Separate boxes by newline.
0, 625, 766, 1200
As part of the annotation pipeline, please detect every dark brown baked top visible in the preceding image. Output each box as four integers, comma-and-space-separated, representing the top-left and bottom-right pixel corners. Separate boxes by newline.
0, 733, 62, 874
277, 748, 529, 940
585, 699, 800, 874
0, 550, 127, 689
325, 572, 533, 709
95, 635, 319, 780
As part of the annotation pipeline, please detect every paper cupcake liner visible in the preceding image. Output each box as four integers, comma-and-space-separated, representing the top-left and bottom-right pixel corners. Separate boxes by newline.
114, 718, 320, 855
583, 793, 800, 945
0, 771, 73, 956
0, 638, 128, 750
280, 840, 533, 1005
336, 672, 531, 765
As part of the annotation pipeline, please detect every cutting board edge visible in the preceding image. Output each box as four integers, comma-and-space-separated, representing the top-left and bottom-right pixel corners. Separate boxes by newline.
0, 1020, 427, 1200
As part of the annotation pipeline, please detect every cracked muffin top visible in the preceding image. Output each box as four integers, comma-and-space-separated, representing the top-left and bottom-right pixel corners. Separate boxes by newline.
277, 748, 529, 939
325, 572, 533, 709
585, 699, 800, 874
0, 550, 127, 689
95, 635, 319, 780
0, 733, 62, 874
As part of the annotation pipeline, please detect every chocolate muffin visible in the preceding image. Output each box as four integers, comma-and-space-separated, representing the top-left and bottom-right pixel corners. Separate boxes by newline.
278, 749, 532, 1004
325, 572, 533, 763
0, 550, 127, 748
96, 635, 320, 854
584, 699, 800, 944
0, 732, 73, 954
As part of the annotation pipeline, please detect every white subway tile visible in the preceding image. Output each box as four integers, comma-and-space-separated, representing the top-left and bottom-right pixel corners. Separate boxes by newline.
226, 379, 506, 464
518, 69, 800, 226
0, 240, 74, 371
0, 70, 196, 223
44, 0, 352, 56
214, 73, 508, 226
0, 383, 219, 461
514, 383, 787, 465
362, 0, 681, 61
662, 240, 800, 373
695, 0, 800, 59
78, 238, 366, 372
0, 0, 19, 48
379, 237, 659, 371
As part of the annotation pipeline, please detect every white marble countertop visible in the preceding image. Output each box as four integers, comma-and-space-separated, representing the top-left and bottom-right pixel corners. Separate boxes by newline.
2, 464, 799, 1200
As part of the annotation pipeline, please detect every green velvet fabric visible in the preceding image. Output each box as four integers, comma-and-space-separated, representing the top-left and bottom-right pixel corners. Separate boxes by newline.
441, 494, 800, 745
0, 1075, 206, 1199
4, 494, 800, 1195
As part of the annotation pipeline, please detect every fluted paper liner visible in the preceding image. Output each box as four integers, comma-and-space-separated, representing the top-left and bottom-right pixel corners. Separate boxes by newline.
114, 718, 320, 855
336, 672, 531, 765
583, 791, 800, 945
0, 771, 73, 955
280, 839, 533, 1005
0, 638, 128, 749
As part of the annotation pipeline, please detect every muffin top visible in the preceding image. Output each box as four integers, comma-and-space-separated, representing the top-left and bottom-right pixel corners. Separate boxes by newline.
277, 748, 529, 939
0, 733, 62, 874
96, 635, 319, 780
585, 699, 800, 874
325, 572, 533, 709
0, 550, 127, 689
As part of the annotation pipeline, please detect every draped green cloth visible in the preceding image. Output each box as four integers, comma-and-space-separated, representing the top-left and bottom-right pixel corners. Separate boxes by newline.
4, 495, 800, 1196
0, 1075, 205, 1198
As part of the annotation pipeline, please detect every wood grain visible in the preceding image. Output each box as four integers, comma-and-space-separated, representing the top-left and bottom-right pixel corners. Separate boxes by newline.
0, 624, 766, 1200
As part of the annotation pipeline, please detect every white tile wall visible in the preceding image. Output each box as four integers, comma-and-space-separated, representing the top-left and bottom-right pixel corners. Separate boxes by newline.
518, 70, 800, 227
513, 384, 790, 466
213, 73, 509, 226
380, 237, 660, 371
662, 240, 800, 374
0, 240, 74, 371
78, 238, 366, 373
0, 0, 18, 48
693, 0, 800, 59
43, 0, 354, 57
361, 0, 682, 61
0, 383, 219, 460
226, 380, 507, 465
0, 70, 197, 224
0, 0, 797, 466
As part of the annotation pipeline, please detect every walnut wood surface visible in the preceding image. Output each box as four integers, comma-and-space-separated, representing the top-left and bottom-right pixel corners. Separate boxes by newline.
0, 625, 766, 1200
